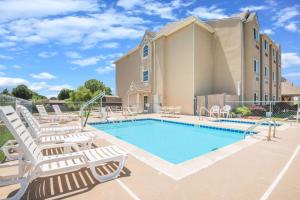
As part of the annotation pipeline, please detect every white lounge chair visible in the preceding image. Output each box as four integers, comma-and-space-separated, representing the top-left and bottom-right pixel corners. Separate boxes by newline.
18, 105, 83, 134
174, 106, 181, 115
127, 106, 138, 116
36, 105, 71, 123
0, 106, 127, 200
17, 105, 96, 144
105, 106, 119, 122
0, 140, 19, 161
220, 105, 232, 118
52, 104, 79, 120
209, 105, 220, 118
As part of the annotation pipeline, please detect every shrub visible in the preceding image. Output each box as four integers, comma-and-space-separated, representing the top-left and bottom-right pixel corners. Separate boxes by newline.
248, 105, 267, 116
233, 106, 251, 116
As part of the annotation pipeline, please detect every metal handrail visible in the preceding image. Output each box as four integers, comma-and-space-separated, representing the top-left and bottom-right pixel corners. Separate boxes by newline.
80, 92, 105, 127
243, 118, 277, 140
199, 106, 210, 120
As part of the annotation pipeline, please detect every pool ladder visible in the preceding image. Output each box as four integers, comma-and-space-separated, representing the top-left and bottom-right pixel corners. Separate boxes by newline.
243, 118, 277, 140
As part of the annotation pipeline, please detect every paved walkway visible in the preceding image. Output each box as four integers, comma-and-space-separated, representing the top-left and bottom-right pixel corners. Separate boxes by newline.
0, 116, 299, 200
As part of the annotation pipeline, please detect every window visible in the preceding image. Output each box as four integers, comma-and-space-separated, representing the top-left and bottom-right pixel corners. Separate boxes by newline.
254, 93, 258, 103
272, 71, 275, 81
253, 59, 260, 74
143, 70, 149, 82
253, 28, 259, 42
143, 45, 149, 58
272, 48, 275, 57
264, 40, 268, 51
265, 94, 268, 102
264, 66, 269, 77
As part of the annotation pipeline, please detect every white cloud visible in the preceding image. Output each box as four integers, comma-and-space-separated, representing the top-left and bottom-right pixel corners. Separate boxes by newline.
0, 0, 99, 22
48, 84, 73, 91
96, 64, 115, 74
30, 72, 56, 80
38, 51, 57, 58
0, 41, 16, 48
29, 82, 48, 91
282, 52, 300, 68
0, 64, 21, 69
262, 29, 274, 35
29, 82, 73, 92
285, 22, 299, 32
283, 72, 300, 77
275, 6, 300, 25
65, 51, 82, 59
240, 5, 268, 12
100, 42, 119, 49
117, 0, 194, 20
188, 5, 228, 20
117, 0, 142, 10
71, 56, 102, 67
0, 54, 13, 59
0, 77, 28, 88
0, 72, 6, 76
0, 9, 147, 48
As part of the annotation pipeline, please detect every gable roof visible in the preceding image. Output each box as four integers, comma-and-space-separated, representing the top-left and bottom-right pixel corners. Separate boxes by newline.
154, 16, 214, 39
114, 16, 215, 63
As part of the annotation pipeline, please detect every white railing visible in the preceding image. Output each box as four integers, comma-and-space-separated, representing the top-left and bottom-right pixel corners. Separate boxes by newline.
80, 92, 105, 127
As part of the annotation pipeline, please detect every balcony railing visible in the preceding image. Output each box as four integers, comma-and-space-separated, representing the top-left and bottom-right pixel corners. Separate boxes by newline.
128, 81, 151, 93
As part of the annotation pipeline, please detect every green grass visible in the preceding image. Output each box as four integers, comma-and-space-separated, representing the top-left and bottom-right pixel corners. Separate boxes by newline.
0, 125, 13, 162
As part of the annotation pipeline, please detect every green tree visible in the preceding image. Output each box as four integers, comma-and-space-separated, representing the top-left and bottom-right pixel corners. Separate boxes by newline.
70, 86, 93, 102
32, 92, 47, 100
50, 97, 57, 100
1, 88, 10, 95
58, 88, 72, 100
12, 85, 32, 100
84, 79, 112, 95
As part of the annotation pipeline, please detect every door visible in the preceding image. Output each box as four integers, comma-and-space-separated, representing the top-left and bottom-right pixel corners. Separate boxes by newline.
143, 96, 148, 112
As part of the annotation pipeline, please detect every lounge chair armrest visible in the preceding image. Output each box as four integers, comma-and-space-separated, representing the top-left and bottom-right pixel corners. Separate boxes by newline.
39, 143, 80, 152
2, 140, 18, 146
1, 140, 19, 151
36, 152, 88, 168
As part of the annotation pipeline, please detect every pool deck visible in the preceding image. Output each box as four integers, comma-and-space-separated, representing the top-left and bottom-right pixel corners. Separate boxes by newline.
0, 114, 300, 199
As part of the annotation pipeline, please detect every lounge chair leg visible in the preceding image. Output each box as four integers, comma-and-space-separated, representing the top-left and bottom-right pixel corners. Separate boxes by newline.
90, 156, 126, 182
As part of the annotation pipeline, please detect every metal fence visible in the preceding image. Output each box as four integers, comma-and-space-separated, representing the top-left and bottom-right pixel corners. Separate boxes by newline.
0, 94, 32, 111
223, 100, 299, 120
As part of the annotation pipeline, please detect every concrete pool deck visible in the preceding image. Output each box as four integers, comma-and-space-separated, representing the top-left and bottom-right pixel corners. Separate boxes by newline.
0, 114, 299, 199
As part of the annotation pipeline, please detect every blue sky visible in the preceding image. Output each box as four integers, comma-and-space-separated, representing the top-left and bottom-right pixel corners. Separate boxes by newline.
0, 0, 300, 97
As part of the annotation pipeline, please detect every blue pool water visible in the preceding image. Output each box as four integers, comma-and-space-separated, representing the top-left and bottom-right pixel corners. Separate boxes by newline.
91, 119, 244, 164
214, 119, 281, 126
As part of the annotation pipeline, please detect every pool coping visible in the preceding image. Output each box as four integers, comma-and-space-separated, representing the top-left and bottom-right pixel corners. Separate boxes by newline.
87, 117, 269, 180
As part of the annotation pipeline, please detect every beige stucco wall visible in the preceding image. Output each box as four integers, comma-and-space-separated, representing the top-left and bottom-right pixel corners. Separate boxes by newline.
194, 24, 214, 96
154, 37, 166, 106
163, 24, 194, 114
115, 14, 282, 114
115, 49, 141, 106
243, 15, 261, 101
208, 19, 242, 96
260, 34, 271, 100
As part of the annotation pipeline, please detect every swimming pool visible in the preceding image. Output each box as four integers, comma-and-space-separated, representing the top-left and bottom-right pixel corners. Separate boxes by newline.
91, 119, 244, 164
214, 119, 281, 126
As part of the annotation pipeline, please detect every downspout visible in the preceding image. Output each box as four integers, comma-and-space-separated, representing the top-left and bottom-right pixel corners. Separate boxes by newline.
153, 39, 157, 112
192, 23, 196, 115
241, 19, 245, 103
